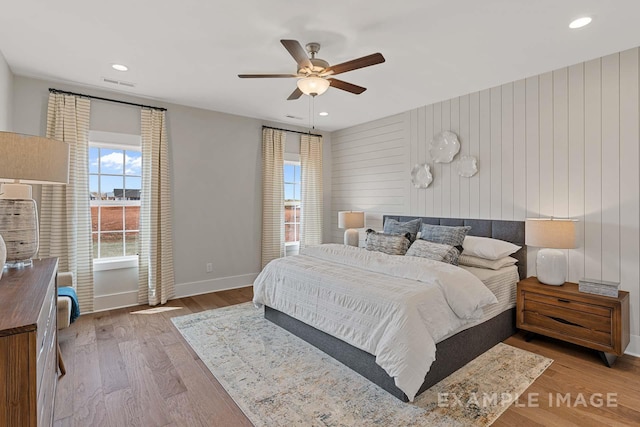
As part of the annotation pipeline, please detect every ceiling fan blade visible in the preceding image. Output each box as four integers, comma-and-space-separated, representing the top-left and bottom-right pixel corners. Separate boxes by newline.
324, 53, 385, 76
281, 39, 313, 69
238, 73, 298, 78
328, 78, 367, 94
287, 87, 303, 100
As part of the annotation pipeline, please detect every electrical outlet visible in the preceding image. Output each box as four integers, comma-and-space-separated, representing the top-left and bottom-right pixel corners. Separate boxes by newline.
206, 263, 213, 273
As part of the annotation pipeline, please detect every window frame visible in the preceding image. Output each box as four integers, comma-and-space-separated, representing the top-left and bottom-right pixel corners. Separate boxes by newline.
88, 131, 142, 270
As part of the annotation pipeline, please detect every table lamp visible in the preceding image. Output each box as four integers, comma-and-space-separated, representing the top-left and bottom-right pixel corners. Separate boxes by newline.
525, 218, 577, 285
0, 131, 69, 267
338, 211, 364, 247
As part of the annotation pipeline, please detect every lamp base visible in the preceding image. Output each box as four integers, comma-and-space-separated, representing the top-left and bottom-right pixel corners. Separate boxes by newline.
344, 229, 360, 247
0, 199, 39, 268
536, 248, 567, 285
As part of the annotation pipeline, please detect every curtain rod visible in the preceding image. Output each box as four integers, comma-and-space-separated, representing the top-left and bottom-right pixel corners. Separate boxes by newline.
49, 88, 167, 112
262, 125, 322, 138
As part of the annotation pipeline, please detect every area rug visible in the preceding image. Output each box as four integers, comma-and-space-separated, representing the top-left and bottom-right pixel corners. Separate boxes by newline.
172, 303, 552, 426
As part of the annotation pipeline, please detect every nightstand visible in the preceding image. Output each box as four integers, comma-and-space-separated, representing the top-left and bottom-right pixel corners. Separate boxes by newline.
516, 277, 630, 367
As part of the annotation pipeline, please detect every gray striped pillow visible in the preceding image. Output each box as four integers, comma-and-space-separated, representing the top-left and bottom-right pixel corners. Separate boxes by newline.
406, 240, 460, 265
419, 224, 471, 249
383, 218, 422, 242
365, 229, 411, 255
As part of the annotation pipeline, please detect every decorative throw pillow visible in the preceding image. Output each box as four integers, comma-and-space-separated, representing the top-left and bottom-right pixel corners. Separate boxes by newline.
461, 236, 521, 260
419, 224, 471, 251
383, 218, 422, 242
458, 254, 518, 270
406, 240, 460, 265
365, 229, 411, 255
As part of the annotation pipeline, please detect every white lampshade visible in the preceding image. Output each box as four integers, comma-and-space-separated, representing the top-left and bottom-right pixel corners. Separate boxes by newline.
525, 218, 577, 249
297, 76, 330, 96
526, 218, 577, 286
0, 131, 70, 186
338, 211, 365, 229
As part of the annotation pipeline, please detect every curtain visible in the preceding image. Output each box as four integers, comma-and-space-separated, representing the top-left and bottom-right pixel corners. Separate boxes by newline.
261, 128, 285, 268
300, 134, 323, 248
138, 108, 175, 306
39, 93, 94, 312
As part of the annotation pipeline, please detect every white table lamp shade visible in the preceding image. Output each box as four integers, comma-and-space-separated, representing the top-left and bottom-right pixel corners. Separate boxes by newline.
338, 211, 364, 247
0, 132, 69, 185
338, 211, 365, 229
525, 218, 577, 286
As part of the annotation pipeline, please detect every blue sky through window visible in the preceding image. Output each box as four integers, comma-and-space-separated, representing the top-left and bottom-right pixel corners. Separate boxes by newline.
89, 147, 142, 196
284, 163, 301, 201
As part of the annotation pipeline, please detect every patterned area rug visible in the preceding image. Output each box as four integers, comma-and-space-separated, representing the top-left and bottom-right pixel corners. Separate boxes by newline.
172, 303, 552, 426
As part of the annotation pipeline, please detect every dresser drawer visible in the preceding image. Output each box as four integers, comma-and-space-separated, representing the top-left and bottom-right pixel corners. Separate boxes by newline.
36, 275, 56, 392
37, 333, 57, 427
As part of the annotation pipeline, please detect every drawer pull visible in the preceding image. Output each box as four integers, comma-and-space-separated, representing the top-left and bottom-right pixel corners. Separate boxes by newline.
557, 298, 571, 303
550, 316, 582, 328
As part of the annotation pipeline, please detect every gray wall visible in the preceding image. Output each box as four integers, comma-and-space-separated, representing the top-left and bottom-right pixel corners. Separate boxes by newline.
12, 76, 331, 309
331, 47, 640, 356
0, 51, 12, 130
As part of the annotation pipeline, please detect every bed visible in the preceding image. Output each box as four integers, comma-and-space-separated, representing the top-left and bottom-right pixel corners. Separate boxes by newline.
254, 216, 526, 402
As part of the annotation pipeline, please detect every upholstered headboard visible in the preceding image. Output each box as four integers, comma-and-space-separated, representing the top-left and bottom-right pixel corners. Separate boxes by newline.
383, 215, 527, 280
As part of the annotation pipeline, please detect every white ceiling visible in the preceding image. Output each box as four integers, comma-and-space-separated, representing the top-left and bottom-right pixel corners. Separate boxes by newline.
2, 1, 640, 132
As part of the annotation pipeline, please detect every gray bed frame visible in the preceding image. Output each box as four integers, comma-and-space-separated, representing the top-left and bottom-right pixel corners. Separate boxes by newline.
264, 216, 527, 401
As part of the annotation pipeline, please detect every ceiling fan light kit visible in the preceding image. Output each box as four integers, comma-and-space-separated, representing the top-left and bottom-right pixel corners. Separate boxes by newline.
297, 76, 330, 96
238, 39, 385, 100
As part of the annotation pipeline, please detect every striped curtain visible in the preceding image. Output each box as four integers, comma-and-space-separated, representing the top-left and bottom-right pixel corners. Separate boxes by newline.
261, 128, 285, 268
138, 109, 175, 305
300, 134, 323, 248
39, 93, 94, 312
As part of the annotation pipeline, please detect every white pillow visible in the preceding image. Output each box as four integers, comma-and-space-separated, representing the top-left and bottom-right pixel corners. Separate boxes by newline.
458, 254, 518, 270
461, 236, 521, 260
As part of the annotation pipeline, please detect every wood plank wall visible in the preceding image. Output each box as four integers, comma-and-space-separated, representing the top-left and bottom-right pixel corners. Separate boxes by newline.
330, 48, 640, 353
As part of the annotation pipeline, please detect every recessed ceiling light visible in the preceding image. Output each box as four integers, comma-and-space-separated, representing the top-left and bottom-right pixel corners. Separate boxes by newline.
112, 64, 128, 71
319, 112, 329, 116
569, 17, 592, 29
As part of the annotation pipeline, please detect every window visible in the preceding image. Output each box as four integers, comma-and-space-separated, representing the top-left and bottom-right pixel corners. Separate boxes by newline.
284, 161, 301, 244
89, 133, 142, 260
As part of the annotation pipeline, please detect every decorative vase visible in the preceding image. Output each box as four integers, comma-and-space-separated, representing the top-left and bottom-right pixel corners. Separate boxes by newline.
0, 234, 6, 281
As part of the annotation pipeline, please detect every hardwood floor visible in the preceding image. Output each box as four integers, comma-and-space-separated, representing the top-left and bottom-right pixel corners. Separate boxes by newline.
55, 287, 640, 426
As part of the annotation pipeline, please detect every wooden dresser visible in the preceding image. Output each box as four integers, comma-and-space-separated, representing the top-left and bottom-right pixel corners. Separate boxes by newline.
516, 276, 630, 367
0, 258, 59, 426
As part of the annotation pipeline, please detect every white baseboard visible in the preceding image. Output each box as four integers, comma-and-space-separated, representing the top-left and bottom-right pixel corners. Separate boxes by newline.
85, 273, 256, 314
174, 273, 258, 299
93, 290, 139, 313
626, 334, 640, 357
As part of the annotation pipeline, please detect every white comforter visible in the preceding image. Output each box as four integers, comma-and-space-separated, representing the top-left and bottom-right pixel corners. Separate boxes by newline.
252, 244, 498, 401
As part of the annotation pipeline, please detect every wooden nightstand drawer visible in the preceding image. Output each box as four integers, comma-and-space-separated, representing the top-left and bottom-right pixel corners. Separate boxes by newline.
522, 310, 612, 347
516, 277, 630, 365
523, 291, 612, 318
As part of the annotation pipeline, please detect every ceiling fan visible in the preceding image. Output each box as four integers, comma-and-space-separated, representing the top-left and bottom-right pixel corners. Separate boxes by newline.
238, 39, 385, 100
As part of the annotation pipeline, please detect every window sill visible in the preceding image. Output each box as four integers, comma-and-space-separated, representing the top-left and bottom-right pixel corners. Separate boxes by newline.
93, 256, 138, 272
285, 242, 300, 247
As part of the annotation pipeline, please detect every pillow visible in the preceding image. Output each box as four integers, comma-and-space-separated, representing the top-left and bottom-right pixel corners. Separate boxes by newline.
458, 254, 518, 270
419, 224, 471, 251
461, 235, 521, 260
365, 229, 411, 255
406, 240, 460, 265
383, 218, 422, 242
